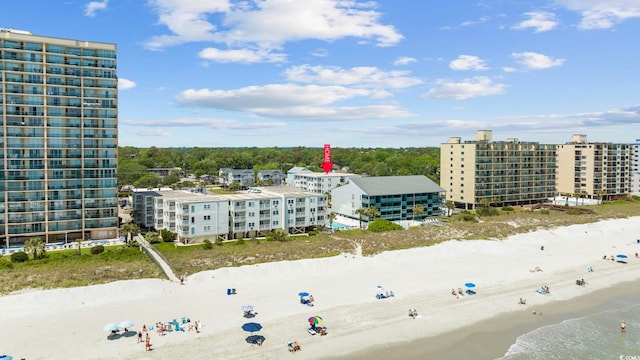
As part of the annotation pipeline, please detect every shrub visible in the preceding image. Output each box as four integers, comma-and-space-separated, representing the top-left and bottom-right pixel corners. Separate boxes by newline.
501, 206, 514, 212
566, 208, 582, 215
540, 209, 550, 215
367, 218, 403, 233
215, 237, 224, 246
476, 206, 499, 216
11, 251, 29, 263
90, 245, 105, 254
201, 239, 213, 250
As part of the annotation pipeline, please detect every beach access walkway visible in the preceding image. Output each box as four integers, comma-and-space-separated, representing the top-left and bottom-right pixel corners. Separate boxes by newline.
134, 234, 180, 283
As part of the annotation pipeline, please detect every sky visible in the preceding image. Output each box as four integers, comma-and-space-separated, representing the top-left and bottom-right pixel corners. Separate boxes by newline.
2, 0, 640, 148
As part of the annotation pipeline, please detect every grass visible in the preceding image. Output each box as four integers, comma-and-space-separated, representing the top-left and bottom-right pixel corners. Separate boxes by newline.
0, 245, 164, 295
1, 199, 639, 295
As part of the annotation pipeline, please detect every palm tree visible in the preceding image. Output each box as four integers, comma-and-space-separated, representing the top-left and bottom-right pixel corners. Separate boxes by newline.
23, 237, 45, 260
328, 212, 337, 230
445, 201, 455, 217
412, 204, 424, 221
120, 223, 141, 244
366, 206, 379, 220
355, 207, 367, 229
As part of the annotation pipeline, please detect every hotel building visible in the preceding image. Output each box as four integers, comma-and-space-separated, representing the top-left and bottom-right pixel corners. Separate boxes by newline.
633, 139, 640, 196
0, 28, 118, 247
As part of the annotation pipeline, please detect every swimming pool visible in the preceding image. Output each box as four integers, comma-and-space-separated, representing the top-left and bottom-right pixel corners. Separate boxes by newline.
330, 222, 349, 229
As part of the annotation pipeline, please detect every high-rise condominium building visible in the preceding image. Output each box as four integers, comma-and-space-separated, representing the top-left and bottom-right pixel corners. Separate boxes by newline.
632, 139, 640, 196
440, 130, 556, 209
0, 28, 118, 248
555, 135, 631, 200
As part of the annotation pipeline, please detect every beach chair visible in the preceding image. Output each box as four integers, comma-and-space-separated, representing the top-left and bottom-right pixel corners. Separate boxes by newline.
307, 327, 317, 335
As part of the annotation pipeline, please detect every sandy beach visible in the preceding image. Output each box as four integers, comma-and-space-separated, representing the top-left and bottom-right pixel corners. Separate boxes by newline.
2, 217, 640, 360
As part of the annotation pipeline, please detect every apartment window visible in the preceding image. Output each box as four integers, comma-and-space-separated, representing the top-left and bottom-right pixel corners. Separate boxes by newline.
204, 204, 211, 210
248, 201, 255, 207
204, 225, 211, 231
248, 222, 255, 228
288, 199, 294, 204
272, 220, 279, 225
191, 228, 195, 235
273, 200, 279, 205
461, 171, 464, 174
204, 215, 211, 221
191, 205, 195, 212
191, 217, 195, 223
272, 210, 279, 215
461, 164, 464, 168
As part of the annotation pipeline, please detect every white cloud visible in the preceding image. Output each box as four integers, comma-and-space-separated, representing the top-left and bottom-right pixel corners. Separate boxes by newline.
311, 48, 329, 57
284, 65, 423, 89
512, 11, 558, 32
198, 47, 286, 63
557, 0, 640, 29
511, 52, 565, 70
118, 78, 137, 90
449, 55, 488, 71
175, 84, 375, 110
253, 105, 414, 121
502, 66, 516, 73
144, 0, 402, 52
422, 76, 507, 100
124, 118, 287, 130
134, 129, 171, 137
393, 56, 417, 66
84, 0, 108, 17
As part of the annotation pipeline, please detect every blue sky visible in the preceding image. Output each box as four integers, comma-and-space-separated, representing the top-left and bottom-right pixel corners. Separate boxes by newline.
2, 1, 640, 147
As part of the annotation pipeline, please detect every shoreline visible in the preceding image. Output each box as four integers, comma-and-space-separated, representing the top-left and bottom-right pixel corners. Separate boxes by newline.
1, 217, 639, 360
328, 279, 640, 360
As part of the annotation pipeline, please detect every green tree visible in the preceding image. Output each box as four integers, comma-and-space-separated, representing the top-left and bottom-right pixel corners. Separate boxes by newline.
120, 223, 141, 243
145, 231, 162, 244
134, 173, 162, 188
23, 237, 45, 260
445, 201, 455, 217
328, 212, 337, 230
412, 204, 424, 221
366, 205, 380, 220
160, 229, 177, 243
355, 208, 367, 229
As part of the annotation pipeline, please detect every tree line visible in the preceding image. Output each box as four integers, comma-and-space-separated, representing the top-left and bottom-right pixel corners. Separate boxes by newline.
118, 146, 441, 188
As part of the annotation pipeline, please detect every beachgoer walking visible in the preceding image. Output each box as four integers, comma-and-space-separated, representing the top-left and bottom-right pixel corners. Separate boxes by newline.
137, 331, 142, 343
145, 335, 152, 351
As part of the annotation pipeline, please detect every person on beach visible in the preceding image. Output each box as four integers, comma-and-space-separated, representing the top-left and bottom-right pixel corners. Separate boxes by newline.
408, 308, 418, 318
621, 321, 627, 332
145, 333, 152, 351
137, 331, 143, 343
519, 298, 526, 305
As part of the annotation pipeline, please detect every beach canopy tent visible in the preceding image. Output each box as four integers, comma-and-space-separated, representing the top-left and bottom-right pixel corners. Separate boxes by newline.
103, 323, 119, 333
118, 320, 134, 329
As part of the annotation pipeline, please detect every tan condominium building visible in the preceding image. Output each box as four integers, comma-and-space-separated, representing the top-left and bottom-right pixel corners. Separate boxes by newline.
555, 134, 631, 200
0, 28, 118, 249
440, 130, 556, 209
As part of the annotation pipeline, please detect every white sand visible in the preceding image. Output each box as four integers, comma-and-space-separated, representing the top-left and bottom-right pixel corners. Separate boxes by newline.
2, 217, 640, 360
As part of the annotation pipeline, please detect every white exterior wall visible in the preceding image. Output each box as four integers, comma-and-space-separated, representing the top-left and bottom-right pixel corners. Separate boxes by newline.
632, 140, 640, 195
330, 182, 365, 219
176, 200, 230, 241
291, 173, 358, 194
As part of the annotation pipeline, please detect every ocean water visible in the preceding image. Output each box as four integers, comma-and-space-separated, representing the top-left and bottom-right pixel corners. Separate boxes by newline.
500, 297, 640, 360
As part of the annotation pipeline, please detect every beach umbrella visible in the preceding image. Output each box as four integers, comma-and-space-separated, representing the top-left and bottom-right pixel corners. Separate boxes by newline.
103, 323, 119, 333
241, 305, 254, 312
241, 322, 262, 334
118, 320, 134, 329
308, 316, 323, 326
465, 283, 476, 288
616, 254, 628, 259
298, 291, 309, 297
245, 335, 265, 345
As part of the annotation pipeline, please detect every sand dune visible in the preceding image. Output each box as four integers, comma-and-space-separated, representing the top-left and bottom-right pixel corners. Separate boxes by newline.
1, 217, 639, 360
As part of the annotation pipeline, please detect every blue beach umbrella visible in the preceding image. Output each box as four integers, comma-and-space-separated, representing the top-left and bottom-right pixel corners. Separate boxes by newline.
465, 282, 476, 288
616, 254, 628, 259
298, 291, 309, 297
242, 322, 262, 334
118, 320, 134, 329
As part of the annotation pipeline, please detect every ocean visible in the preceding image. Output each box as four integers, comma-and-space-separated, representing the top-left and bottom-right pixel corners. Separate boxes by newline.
499, 293, 640, 360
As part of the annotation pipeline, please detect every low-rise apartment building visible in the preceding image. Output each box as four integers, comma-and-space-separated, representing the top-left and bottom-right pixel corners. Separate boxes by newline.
132, 187, 326, 243
331, 175, 445, 223
218, 168, 255, 188
290, 171, 360, 194
632, 139, 640, 196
